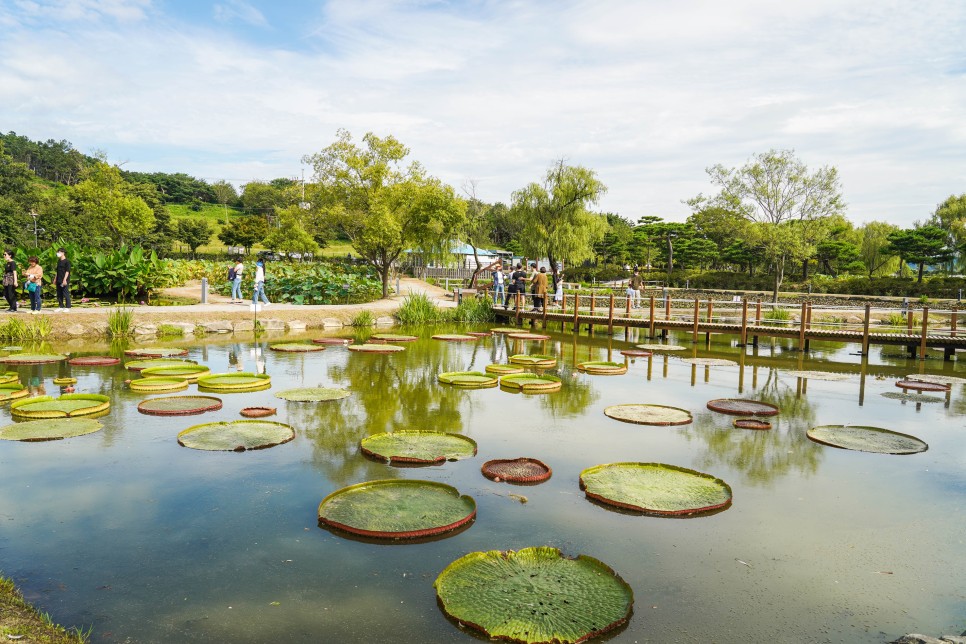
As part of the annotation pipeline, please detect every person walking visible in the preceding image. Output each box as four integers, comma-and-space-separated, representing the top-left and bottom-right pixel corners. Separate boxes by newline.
229, 257, 244, 303
3, 251, 17, 312
54, 247, 72, 312
492, 264, 505, 304
532, 266, 549, 312
24, 256, 43, 314
251, 259, 270, 308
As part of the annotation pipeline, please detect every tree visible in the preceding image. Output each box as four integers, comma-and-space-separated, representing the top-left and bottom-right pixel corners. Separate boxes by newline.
594, 214, 635, 266
68, 160, 155, 246
304, 130, 466, 298
510, 160, 607, 283
815, 239, 861, 276
461, 181, 495, 287
262, 206, 320, 257
211, 180, 239, 225
635, 217, 693, 280
929, 194, 966, 246
174, 218, 213, 256
697, 149, 845, 301
721, 240, 759, 275
855, 221, 899, 278
0, 142, 39, 246
674, 237, 719, 270
886, 225, 955, 283
241, 181, 288, 216
218, 215, 269, 254
486, 202, 520, 249
685, 202, 748, 267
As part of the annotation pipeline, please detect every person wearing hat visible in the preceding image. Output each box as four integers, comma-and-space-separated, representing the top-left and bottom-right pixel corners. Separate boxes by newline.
251, 259, 270, 307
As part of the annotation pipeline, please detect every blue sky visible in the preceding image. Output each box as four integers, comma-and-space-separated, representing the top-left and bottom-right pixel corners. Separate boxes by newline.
1, 0, 964, 227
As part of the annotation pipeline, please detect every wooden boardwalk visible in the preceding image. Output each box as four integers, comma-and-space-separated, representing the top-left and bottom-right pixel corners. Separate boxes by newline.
492, 294, 966, 360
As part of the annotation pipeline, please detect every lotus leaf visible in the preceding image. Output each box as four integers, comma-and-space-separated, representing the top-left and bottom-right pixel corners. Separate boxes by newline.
635, 343, 686, 351
580, 462, 733, 515
508, 354, 557, 367
432, 334, 477, 342
683, 358, 738, 367
11, 393, 110, 419
785, 370, 851, 381
0, 353, 68, 364
603, 404, 692, 426
733, 418, 772, 430
68, 356, 121, 366
370, 333, 418, 342
269, 343, 326, 353
434, 546, 633, 644
0, 382, 28, 402
318, 479, 476, 538
178, 420, 295, 451
485, 364, 525, 375
437, 371, 499, 388
123, 347, 189, 358
0, 371, 19, 384
507, 332, 550, 340
706, 399, 779, 417
576, 361, 627, 375
895, 379, 950, 392
905, 373, 966, 386
0, 418, 104, 442
347, 343, 405, 353
360, 431, 478, 464
196, 373, 272, 392
137, 396, 223, 416
481, 458, 552, 483
129, 377, 189, 393
139, 365, 211, 382
806, 425, 928, 454
880, 391, 944, 403
275, 387, 350, 402
125, 358, 198, 371
500, 373, 562, 393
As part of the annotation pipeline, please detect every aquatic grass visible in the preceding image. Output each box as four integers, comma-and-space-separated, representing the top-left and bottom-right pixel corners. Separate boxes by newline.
396, 292, 447, 325
351, 310, 375, 327
108, 306, 135, 337
452, 295, 495, 323
0, 317, 49, 342
0, 574, 90, 642
762, 308, 792, 323
158, 324, 184, 337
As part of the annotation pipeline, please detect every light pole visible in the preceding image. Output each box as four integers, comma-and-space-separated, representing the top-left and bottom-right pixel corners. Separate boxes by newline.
29, 211, 39, 247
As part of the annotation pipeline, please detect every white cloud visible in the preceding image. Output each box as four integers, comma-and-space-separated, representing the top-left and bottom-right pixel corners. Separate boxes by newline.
213, 0, 268, 28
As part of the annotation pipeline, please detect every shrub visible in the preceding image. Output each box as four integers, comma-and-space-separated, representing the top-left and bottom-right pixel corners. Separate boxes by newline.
397, 293, 447, 325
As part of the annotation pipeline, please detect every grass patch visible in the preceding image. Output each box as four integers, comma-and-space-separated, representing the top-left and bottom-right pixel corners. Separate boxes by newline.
452, 295, 495, 323
397, 292, 447, 325
158, 324, 185, 337
108, 306, 135, 337
351, 310, 375, 327
0, 574, 89, 643
0, 318, 52, 341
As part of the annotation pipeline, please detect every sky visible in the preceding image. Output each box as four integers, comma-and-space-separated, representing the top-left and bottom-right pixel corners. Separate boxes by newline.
1, 0, 964, 227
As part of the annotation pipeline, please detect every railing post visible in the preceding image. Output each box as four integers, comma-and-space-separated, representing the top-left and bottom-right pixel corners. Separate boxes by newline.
798, 302, 807, 352
753, 298, 762, 347
692, 298, 700, 343
625, 295, 631, 318
706, 299, 714, 344
608, 294, 615, 335
663, 293, 671, 340
739, 299, 749, 346
649, 295, 656, 338
573, 293, 579, 332
804, 302, 812, 352
952, 305, 958, 338
862, 303, 871, 355
561, 293, 567, 332
515, 291, 521, 325
920, 306, 929, 360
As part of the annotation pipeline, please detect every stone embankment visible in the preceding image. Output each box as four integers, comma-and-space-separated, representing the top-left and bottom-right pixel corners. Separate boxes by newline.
890, 634, 966, 644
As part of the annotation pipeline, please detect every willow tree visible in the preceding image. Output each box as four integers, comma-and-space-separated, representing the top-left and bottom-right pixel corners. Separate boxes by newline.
304, 130, 466, 298
510, 160, 607, 282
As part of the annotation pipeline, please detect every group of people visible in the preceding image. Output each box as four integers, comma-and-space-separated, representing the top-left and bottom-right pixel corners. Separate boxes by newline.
2, 248, 73, 314
491, 262, 563, 312
228, 257, 271, 307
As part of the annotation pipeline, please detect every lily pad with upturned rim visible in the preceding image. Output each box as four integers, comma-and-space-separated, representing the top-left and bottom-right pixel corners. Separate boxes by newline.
577, 361, 627, 375
500, 373, 562, 393
0, 371, 19, 384
806, 425, 928, 454
437, 371, 499, 388
620, 350, 652, 358
0, 418, 104, 442
129, 377, 189, 393
125, 358, 198, 372
11, 393, 110, 419
268, 343, 327, 353
137, 395, 223, 416
360, 430, 478, 464
52, 377, 77, 385
0, 381, 29, 403
485, 364, 525, 375
312, 337, 352, 345
434, 546, 633, 644
432, 334, 478, 342
508, 354, 557, 368
785, 370, 851, 381
580, 462, 733, 516
507, 332, 551, 341
466, 331, 492, 337
177, 420, 295, 451
139, 364, 211, 382
895, 379, 950, 392
603, 404, 692, 426
482, 458, 552, 483
123, 347, 189, 358
275, 387, 350, 402
706, 399, 780, 417
240, 406, 276, 418
0, 353, 68, 364
635, 343, 686, 351
370, 333, 419, 343
318, 479, 476, 539
733, 418, 772, 430
905, 373, 966, 386
68, 356, 121, 366
347, 343, 405, 353
196, 373, 271, 392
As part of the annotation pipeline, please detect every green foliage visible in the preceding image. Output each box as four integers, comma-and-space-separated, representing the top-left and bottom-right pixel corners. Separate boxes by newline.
262, 206, 320, 256
0, 317, 50, 341
351, 310, 375, 327
763, 307, 792, 322
68, 161, 155, 246
396, 292, 448, 324
886, 225, 955, 283
217, 214, 269, 253
452, 295, 495, 323
72, 245, 179, 301
107, 306, 135, 337
119, 170, 215, 204
174, 218, 213, 255
202, 260, 380, 305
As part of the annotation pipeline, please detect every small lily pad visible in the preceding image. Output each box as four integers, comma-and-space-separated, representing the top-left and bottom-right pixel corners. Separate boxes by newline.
360, 430, 478, 464
786, 370, 851, 381
370, 333, 418, 342
0, 353, 68, 364
437, 371, 499, 388
129, 377, 189, 393
604, 404, 692, 426
178, 420, 295, 451
635, 343, 686, 351
11, 393, 110, 419
434, 546, 633, 644
507, 332, 550, 340
500, 373, 562, 393
485, 364, 526, 375
0, 371, 19, 384
733, 418, 772, 430
490, 327, 521, 334
240, 406, 277, 418
580, 462, 732, 515
481, 458, 552, 483
577, 361, 627, 375
275, 387, 350, 402
347, 343, 405, 353
52, 377, 77, 385
905, 373, 966, 386
432, 334, 477, 342
269, 343, 326, 352
68, 356, 121, 366
806, 425, 928, 454
318, 479, 476, 539
139, 365, 211, 382
706, 399, 780, 417
123, 347, 189, 358
466, 331, 492, 337
0, 418, 104, 442
138, 395, 223, 416
682, 358, 737, 367
312, 337, 352, 345
197, 373, 271, 392
620, 349, 652, 357
508, 354, 557, 367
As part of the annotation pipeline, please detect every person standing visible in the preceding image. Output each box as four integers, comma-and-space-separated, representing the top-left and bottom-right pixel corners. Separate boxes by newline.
492, 264, 505, 304
24, 256, 43, 314
229, 257, 244, 303
3, 251, 17, 312
54, 248, 72, 312
506, 263, 525, 309
628, 268, 643, 308
251, 259, 270, 307
532, 267, 548, 312
554, 271, 564, 307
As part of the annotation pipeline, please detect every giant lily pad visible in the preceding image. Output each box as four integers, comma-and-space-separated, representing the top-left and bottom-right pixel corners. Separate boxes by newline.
706, 399, 779, 417
0, 371, 19, 384
881, 391, 945, 403
347, 343, 405, 353
635, 343, 686, 351
500, 373, 562, 393
432, 334, 477, 342
733, 418, 772, 430
11, 393, 110, 419
682, 358, 737, 367
269, 343, 326, 353
137, 395, 223, 416
370, 333, 418, 342
580, 462, 733, 516
129, 377, 189, 393
786, 370, 851, 381
0, 418, 104, 442
485, 364, 525, 375
490, 327, 521, 334
123, 347, 189, 358
895, 379, 950, 392
177, 420, 295, 451
139, 364, 211, 382
275, 387, 350, 402
806, 425, 928, 454
905, 373, 966, 386
0, 353, 67, 364
312, 337, 352, 345
125, 358, 198, 372
0, 381, 29, 403
620, 349, 651, 358
482, 458, 552, 483
603, 404, 692, 426
507, 332, 550, 340
318, 479, 476, 539
508, 354, 557, 368
437, 371, 499, 388
434, 546, 633, 644
197, 373, 271, 392
577, 361, 627, 375
68, 356, 121, 366
360, 431, 477, 464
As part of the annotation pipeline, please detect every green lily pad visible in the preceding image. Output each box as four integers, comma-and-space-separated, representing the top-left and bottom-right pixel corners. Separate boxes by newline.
706, 399, 780, 417
360, 431, 478, 464
68, 355, 121, 366
434, 546, 633, 644
0, 353, 68, 364
11, 393, 111, 419
635, 343, 686, 351
880, 391, 945, 403
437, 371, 499, 388
123, 347, 189, 358
2, 346, 22, 352
129, 377, 189, 393
52, 377, 77, 386
125, 358, 198, 372
580, 462, 733, 516
507, 332, 550, 340
485, 364, 525, 375
0, 381, 29, 402
347, 343, 405, 353
604, 404, 692, 426
139, 365, 211, 382
269, 343, 327, 352
312, 337, 352, 345
432, 334, 478, 342
370, 333, 418, 342
508, 354, 557, 367
500, 373, 562, 393
0, 418, 104, 442
806, 425, 928, 454
318, 479, 476, 539
178, 420, 295, 451
275, 387, 350, 402
196, 373, 272, 392
138, 395, 223, 416
490, 327, 521, 333
0, 371, 19, 384
577, 361, 627, 375
785, 370, 851, 381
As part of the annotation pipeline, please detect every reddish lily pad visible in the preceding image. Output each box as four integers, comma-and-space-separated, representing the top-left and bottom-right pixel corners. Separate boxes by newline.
706, 399, 780, 417
481, 458, 552, 483
68, 356, 121, 366
895, 379, 950, 392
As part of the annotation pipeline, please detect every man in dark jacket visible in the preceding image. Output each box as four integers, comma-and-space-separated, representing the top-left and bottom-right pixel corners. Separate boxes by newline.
54, 247, 72, 312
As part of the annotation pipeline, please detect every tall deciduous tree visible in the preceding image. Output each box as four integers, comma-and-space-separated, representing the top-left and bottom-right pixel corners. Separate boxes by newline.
218, 215, 269, 255
510, 160, 607, 282
886, 225, 955, 284
855, 221, 899, 278
174, 218, 213, 257
262, 206, 320, 257
697, 149, 845, 301
304, 130, 466, 298
68, 161, 155, 246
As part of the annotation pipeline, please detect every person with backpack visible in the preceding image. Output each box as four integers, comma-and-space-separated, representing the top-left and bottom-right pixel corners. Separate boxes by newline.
229, 258, 244, 303
505, 263, 527, 309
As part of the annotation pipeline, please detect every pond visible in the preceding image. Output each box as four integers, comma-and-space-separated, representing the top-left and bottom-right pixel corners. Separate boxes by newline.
0, 326, 964, 643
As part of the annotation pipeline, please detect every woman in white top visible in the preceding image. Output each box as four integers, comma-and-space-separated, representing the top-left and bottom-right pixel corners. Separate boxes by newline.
230, 258, 244, 303
251, 260, 270, 306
